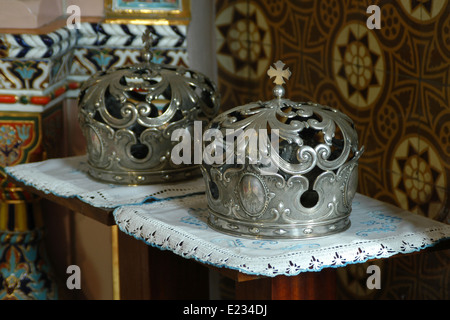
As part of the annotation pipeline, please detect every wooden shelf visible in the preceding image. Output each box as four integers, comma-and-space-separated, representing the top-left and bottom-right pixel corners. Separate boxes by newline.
7, 175, 115, 226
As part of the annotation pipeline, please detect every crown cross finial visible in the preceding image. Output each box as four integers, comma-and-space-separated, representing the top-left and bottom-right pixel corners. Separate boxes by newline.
141, 29, 154, 63
142, 29, 153, 49
267, 60, 291, 85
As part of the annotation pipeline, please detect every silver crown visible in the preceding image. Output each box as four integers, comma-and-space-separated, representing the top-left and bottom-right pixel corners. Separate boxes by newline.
78, 30, 220, 185
201, 61, 364, 239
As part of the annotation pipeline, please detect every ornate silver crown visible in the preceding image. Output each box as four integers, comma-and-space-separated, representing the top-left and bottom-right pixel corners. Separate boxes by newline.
78, 30, 220, 185
201, 61, 364, 239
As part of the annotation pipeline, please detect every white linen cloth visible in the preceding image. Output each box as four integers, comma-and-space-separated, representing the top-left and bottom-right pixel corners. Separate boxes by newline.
6, 156, 450, 277
5, 155, 205, 208
113, 193, 450, 277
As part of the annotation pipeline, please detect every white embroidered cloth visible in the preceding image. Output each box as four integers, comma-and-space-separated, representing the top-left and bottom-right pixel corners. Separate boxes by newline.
114, 193, 450, 277
6, 156, 450, 277
5, 155, 205, 208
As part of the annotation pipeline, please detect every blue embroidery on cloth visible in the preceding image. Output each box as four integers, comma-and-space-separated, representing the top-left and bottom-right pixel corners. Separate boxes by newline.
179, 207, 209, 229
356, 210, 402, 236
210, 238, 320, 251
180, 216, 208, 229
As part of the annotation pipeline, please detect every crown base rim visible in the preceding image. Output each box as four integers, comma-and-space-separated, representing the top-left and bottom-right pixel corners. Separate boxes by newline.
207, 208, 351, 240
87, 165, 202, 185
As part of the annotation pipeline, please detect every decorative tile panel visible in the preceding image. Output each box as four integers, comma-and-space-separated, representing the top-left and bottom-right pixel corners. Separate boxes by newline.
0, 22, 189, 111
0, 116, 40, 168
0, 28, 76, 59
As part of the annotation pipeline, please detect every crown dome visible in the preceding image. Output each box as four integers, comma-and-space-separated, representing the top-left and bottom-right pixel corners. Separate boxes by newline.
201, 61, 364, 239
78, 30, 220, 185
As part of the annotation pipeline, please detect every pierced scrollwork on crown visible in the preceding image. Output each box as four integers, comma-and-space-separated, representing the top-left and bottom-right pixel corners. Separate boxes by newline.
201, 60, 364, 239
79, 62, 218, 129
78, 30, 220, 185
208, 94, 362, 177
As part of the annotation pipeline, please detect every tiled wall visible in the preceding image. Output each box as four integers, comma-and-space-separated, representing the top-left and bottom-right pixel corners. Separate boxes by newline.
215, 0, 449, 299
